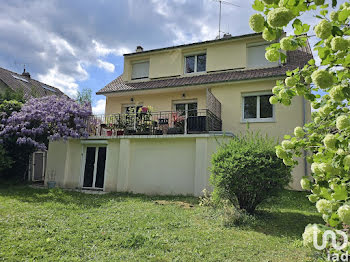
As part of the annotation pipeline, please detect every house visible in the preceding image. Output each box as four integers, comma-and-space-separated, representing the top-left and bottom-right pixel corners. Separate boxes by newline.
46, 32, 312, 195
0, 67, 64, 97
0, 66, 64, 182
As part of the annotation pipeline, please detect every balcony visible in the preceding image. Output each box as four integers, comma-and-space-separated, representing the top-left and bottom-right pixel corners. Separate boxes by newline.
86, 109, 222, 137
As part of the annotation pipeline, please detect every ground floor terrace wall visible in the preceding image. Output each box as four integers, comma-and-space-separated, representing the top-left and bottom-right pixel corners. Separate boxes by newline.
45, 134, 232, 196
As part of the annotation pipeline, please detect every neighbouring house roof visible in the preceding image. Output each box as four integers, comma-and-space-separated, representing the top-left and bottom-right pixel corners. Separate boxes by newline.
0, 67, 64, 97
97, 42, 313, 95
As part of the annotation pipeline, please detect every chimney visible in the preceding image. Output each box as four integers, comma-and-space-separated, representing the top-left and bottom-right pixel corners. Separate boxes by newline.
22, 68, 30, 78
136, 45, 143, 52
223, 33, 232, 39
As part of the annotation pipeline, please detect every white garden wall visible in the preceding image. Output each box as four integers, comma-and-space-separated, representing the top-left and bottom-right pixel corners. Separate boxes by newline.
45, 134, 231, 196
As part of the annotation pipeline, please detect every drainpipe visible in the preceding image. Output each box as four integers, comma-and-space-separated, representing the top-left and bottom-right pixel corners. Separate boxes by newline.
302, 97, 308, 177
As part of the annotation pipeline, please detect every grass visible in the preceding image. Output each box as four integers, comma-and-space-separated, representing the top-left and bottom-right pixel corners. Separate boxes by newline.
0, 186, 323, 261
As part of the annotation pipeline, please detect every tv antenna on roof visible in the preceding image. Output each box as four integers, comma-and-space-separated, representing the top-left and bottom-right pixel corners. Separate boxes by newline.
212, 0, 240, 39
14, 61, 31, 73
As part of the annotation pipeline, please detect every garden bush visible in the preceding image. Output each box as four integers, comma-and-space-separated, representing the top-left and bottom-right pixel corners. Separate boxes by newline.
210, 132, 291, 214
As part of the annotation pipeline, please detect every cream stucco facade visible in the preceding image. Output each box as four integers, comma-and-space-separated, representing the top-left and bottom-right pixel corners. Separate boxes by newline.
101, 78, 310, 191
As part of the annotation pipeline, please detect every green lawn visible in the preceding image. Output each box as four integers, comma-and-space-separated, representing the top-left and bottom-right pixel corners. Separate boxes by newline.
0, 186, 323, 261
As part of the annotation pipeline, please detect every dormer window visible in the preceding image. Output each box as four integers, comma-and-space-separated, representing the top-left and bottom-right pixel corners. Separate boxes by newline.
132, 61, 149, 80
185, 54, 206, 74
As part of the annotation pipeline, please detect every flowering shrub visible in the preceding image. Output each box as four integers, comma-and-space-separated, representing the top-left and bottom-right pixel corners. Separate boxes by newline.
267, 7, 294, 28
280, 37, 298, 51
262, 28, 276, 41
265, 49, 280, 62
0, 95, 91, 150
331, 36, 349, 51
249, 13, 265, 33
311, 69, 333, 89
249, 0, 350, 256
314, 19, 333, 39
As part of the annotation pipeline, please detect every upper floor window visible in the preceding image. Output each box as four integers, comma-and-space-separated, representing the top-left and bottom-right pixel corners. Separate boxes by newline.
185, 54, 206, 74
242, 93, 274, 122
247, 43, 278, 69
132, 61, 149, 79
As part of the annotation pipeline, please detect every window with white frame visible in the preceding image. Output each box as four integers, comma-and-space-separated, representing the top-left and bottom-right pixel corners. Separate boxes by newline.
247, 43, 279, 68
185, 54, 206, 74
122, 104, 143, 114
242, 93, 274, 122
131, 61, 149, 79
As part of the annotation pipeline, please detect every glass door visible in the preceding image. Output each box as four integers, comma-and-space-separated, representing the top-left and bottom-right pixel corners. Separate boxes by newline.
174, 102, 197, 134
83, 146, 107, 189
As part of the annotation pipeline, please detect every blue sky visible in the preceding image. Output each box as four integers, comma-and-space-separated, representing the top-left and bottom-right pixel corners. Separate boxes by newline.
0, 0, 344, 114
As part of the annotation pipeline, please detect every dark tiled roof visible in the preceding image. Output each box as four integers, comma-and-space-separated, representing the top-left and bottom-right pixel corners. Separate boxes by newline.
0, 67, 64, 97
97, 47, 313, 95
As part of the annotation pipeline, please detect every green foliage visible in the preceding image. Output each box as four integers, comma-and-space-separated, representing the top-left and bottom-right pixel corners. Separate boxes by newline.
0, 145, 12, 172
0, 90, 24, 176
249, 0, 350, 256
0, 89, 25, 103
76, 88, 92, 106
210, 132, 291, 214
0, 100, 23, 120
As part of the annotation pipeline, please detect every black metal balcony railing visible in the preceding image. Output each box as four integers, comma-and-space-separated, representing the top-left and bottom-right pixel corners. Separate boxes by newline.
86, 109, 222, 137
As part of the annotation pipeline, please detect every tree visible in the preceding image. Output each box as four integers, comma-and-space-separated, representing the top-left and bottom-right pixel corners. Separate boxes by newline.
0, 96, 91, 179
0, 95, 91, 150
0, 90, 24, 176
76, 88, 92, 106
249, 0, 350, 255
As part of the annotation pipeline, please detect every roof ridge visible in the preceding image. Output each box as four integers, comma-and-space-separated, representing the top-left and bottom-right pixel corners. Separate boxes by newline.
124, 32, 263, 56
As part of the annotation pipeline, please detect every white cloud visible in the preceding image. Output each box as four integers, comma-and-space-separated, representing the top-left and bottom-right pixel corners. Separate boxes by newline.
151, 0, 171, 17
97, 59, 115, 72
92, 98, 106, 115
37, 66, 79, 97
50, 35, 76, 56
92, 39, 131, 56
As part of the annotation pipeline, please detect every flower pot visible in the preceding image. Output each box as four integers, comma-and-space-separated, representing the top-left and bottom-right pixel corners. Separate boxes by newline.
117, 130, 124, 136
106, 130, 113, 136
47, 181, 56, 189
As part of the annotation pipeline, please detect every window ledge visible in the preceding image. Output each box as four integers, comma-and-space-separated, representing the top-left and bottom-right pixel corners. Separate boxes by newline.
184, 71, 207, 76
241, 119, 276, 124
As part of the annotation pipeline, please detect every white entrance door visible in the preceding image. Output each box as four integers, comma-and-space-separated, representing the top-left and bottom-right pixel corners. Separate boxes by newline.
82, 146, 107, 189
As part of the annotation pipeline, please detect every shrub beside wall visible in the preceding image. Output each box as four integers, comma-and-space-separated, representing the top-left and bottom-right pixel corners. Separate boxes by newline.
210, 132, 291, 214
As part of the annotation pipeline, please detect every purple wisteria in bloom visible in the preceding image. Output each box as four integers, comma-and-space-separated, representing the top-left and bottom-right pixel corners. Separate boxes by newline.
0, 96, 91, 150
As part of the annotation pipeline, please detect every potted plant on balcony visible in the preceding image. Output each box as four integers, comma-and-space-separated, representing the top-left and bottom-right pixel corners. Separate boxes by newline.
136, 106, 153, 135
124, 107, 137, 135
106, 123, 114, 136
115, 117, 126, 136
168, 113, 185, 134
